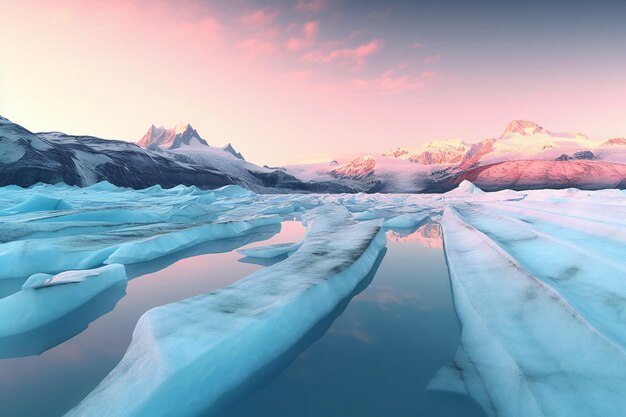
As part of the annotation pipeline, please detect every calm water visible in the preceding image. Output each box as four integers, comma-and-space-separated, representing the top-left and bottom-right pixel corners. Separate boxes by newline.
0, 221, 485, 417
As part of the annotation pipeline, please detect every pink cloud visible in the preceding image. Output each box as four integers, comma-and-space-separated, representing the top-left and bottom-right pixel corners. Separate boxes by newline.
301, 39, 383, 65
412, 42, 423, 49
296, 0, 327, 13
350, 70, 436, 94
286, 21, 319, 51
303, 21, 318, 37
239, 8, 279, 28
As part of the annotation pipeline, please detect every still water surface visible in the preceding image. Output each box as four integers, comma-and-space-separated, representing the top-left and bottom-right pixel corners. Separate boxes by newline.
0, 221, 485, 417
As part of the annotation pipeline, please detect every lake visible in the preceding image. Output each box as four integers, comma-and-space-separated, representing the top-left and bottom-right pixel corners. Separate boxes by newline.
0, 220, 485, 417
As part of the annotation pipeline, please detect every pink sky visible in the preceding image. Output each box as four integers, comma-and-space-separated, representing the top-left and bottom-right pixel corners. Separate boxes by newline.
1, 0, 625, 165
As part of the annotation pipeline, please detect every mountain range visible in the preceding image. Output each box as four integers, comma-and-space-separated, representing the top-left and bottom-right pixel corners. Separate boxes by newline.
286, 120, 626, 192
0, 116, 625, 192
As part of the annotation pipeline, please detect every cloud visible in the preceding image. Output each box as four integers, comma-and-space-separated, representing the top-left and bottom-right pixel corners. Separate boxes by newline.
412, 42, 423, 49
239, 8, 279, 28
301, 39, 383, 65
350, 70, 436, 94
296, 0, 327, 13
286, 20, 319, 51
237, 9, 281, 56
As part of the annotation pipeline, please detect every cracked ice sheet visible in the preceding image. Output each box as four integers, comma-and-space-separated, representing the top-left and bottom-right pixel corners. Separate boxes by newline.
65, 204, 386, 417
429, 206, 626, 417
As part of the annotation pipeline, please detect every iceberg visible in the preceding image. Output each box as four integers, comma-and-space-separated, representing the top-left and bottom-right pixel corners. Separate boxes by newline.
65, 204, 387, 417
125, 225, 281, 280
236, 240, 302, 259
0, 264, 127, 358
353, 210, 382, 221
3, 193, 74, 214
383, 213, 429, 229
104, 215, 281, 265
443, 180, 526, 201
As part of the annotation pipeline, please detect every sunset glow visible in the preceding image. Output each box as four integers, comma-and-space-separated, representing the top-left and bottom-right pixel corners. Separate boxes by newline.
1, 0, 625, 165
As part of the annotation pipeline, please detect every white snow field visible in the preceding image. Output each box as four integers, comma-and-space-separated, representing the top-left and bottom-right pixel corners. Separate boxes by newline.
0, 181, 624, 417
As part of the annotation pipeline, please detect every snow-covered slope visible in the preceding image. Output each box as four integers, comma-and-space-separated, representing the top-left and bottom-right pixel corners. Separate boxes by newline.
134, 123, 348, 192
287, 119, 626, 192
0, 116, 349, 193
1, 115, 625, 192
384, 139, 470, 165
330, 156, 376, 179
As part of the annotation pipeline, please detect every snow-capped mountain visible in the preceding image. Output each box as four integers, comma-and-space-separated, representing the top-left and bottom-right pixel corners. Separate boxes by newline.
431, 159, 626, 192
134, 124, 320, 192
330, 156, 376, 179
0, 116, 235, 189
382, 139, 470, 165
285, 119, 626, 192
1, 116, 625, 193
138, 124, 208, 149
0, 116, 354, 192
499, 120, 547, 137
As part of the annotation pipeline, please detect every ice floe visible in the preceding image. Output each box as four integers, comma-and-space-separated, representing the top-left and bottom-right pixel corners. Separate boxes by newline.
236, 240, 302, 259
0, 264, 127, 358
64, 204, 386, 417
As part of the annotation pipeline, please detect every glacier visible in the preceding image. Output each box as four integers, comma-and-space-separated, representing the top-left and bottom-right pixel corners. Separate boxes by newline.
0, 180, 625, 417
0, 183, 281, 285
427, 198, 626, 417
65, 204, 386, 417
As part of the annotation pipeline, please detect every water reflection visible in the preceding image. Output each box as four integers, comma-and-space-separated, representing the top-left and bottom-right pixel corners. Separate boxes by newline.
0, 219, 485, 417
0, 282, 127, 359
126, 224, 282, 279
386, 221, 443, 248
220, 223, 486, 417
0, 222, 306, 417
237, 254, 288, 267
204, 249, 387, 417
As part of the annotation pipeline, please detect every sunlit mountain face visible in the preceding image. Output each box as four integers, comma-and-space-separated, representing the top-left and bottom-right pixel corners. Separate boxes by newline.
283, 119, 626, 192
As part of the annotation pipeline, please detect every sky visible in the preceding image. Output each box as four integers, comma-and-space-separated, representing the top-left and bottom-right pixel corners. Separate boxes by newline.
1, 0, 626, 165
